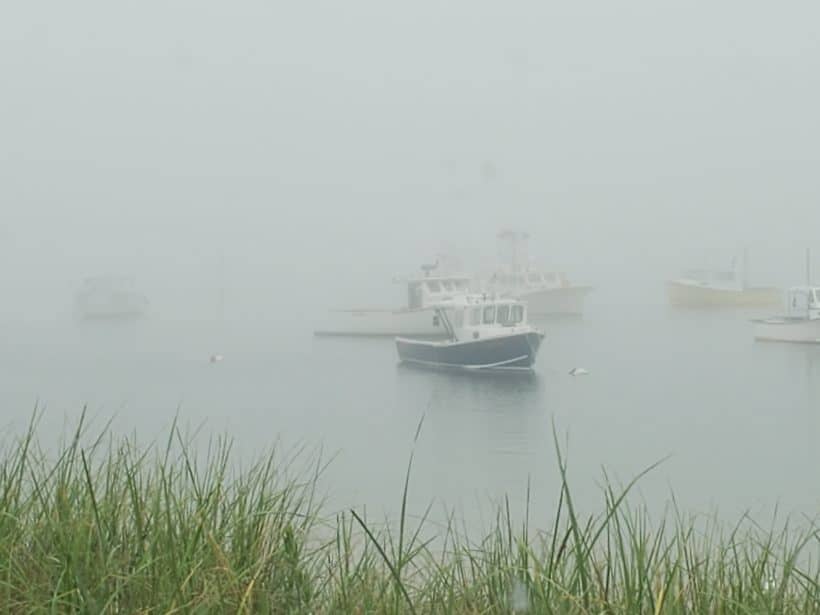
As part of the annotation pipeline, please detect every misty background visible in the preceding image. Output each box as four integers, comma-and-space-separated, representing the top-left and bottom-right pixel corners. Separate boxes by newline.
3, 0, 819, 322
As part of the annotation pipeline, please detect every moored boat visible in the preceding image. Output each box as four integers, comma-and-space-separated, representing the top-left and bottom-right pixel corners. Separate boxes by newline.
395, 295, 544, 371
667, 252, 779, 307
75, 276, 149, 320
314, 263, 473, 337
753, 287, 820, 343
753, 251, 820, 343
485, 230, 592, 316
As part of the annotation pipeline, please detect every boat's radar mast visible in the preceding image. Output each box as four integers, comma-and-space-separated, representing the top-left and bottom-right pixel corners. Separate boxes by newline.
497, 229, 531, 273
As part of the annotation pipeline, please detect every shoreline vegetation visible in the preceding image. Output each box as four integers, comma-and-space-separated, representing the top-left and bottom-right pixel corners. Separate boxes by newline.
2, 413, 819, 613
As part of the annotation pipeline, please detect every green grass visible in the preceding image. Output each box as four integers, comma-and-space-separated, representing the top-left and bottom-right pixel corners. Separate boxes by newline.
1, 410, 819, 613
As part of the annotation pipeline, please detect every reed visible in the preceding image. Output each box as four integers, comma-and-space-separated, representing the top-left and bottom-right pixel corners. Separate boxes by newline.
1, 410, 818, 613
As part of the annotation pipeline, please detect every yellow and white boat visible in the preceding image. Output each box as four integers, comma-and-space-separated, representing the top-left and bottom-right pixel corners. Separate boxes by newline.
667, 254, 779, 307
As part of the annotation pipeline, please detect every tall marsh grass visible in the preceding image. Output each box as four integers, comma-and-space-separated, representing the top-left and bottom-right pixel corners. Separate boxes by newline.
1, 411, 819, 613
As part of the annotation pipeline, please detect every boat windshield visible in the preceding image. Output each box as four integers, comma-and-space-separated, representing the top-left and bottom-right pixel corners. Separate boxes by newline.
496, 303, 525, 325
426, 281, 441, 292
441, 281, 454, 292
483, 306, 496, 324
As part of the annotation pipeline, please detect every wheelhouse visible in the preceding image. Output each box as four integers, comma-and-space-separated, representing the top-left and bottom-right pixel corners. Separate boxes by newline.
406, 276, 471, 309
436, 296, 531, 341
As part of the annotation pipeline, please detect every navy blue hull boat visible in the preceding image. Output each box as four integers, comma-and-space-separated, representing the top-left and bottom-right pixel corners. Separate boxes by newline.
395, 295, 544, 372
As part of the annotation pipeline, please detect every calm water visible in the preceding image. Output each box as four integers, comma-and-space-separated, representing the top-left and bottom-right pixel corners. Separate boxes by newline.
3, 287, 820, 531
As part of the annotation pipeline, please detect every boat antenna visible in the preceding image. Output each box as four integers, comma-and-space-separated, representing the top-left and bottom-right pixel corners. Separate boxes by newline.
807, 247, 812, 287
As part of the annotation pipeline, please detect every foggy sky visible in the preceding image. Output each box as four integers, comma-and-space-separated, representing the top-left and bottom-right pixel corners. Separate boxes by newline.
3, 0, 820, 318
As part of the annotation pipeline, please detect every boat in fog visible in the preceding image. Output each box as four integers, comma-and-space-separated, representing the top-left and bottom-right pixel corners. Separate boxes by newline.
75, 276, 149, 320
395, 295, 544, 371
484, 230, 592, 316
314, 263, 473, 337
667, 252, 779, 307
753, 287, 820, 343
753, 251, 820, 343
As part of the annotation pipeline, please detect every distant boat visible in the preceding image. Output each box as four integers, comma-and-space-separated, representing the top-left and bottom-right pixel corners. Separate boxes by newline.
314, 261, 473, 337
75, 276, 149, 320
753, 250, 820, 343
395, 295, 545, 371
667, 251, 779, 307
484, 230, 592, 316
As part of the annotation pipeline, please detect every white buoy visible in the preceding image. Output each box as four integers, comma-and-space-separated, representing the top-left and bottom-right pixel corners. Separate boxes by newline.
209, 354, 224, 363
569, 367, 589, 376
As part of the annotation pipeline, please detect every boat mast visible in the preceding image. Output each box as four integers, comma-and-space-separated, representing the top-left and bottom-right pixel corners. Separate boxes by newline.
807, 247, 812, 287
498, 230, 530, 273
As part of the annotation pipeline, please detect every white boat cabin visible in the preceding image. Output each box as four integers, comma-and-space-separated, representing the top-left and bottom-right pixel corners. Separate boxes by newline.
406, 276, 472, 310
435, 296, 532, 341
784, 286, 820, 320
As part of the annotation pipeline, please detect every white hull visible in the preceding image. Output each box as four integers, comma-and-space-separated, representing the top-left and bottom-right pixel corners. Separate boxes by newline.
314, 308, 446, 337
753, 318, 820, 343
517, 286, 592, 316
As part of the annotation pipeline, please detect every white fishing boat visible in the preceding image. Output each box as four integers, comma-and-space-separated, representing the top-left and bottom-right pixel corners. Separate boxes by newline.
753, 251, 820, 343
395, 295, 544, 371
485, 230, 592, 316
753, 288, 820, 343
667, 252, 779, 307
75, 276, 149, 320
314, 262, 473, 337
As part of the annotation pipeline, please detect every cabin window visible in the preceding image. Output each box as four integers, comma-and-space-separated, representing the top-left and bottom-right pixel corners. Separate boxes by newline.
813, 290, 820, 306
510, 304, 524, 324
527, 273, 540, 284
496, 305, 510, 324
442, 281, 454, 291
483, 306, 496, 324
455, 280, 468, 291
544, 273, 556, 283
452, 309, 464, 327
470, 307, 482, 325
426, 281, 441, 293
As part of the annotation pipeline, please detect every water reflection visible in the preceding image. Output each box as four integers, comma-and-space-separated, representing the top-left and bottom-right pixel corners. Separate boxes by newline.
7, 297, 820, 529
396, 361, 540, 389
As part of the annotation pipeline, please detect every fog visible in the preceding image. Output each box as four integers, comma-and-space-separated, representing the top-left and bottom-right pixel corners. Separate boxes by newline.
3, 1, 820, 520
4, 0, 820, 315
